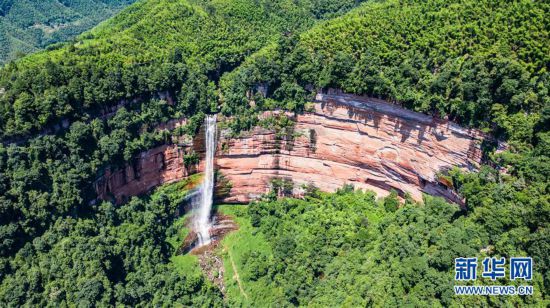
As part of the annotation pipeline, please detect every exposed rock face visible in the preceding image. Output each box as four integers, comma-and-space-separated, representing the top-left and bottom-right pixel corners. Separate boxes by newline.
95, 93, 483, 204
94, 145, 189, 203
216, 94, 483, 204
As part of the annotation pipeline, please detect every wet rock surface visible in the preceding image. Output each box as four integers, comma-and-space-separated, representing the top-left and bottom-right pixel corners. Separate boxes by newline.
179, 213, 239, 295
179, 214, 238, 255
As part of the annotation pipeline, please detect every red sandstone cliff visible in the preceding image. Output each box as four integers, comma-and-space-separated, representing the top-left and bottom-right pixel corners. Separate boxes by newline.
217, 94, 482, 204
94, 145, 190, 203
94, 94, 483, 204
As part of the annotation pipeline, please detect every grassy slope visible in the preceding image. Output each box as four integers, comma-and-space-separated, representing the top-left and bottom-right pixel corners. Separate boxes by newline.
217, 196, 387, 306
145, 174, 204, 276
161, 174, 230, 292
169, 215, 203, 278
143, 175, 221, 299
218, 204, 283, 306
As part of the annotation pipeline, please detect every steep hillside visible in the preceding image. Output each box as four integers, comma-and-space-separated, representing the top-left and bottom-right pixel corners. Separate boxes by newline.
93, 94, 484, 206
0, 0, 364, 139
221, 0, 549, 136
0, 0, 137, 64
0, 0, 365, 305
0, 0, 548, 306
217, 1, 550, 304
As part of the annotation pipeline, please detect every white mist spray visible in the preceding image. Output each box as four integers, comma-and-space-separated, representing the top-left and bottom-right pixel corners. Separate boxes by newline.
195, 114, 217, 247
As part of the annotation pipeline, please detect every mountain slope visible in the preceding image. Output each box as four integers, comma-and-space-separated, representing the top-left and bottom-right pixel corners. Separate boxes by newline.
0, 0, 547, 306
221, 0, 549, 132
0, 0, 137, 64
0, 0, 365, 305
0, 0, 364, 139
216, 0, 549, 304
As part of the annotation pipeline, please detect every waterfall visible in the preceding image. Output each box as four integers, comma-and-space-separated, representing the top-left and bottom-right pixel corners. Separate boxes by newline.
194, 114, 217, 247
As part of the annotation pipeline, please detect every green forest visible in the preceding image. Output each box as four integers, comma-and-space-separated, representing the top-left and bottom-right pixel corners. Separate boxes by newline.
0, 176, 226, 306
219, 187, 547, 306
0, 0, 548, 306
0, 0, 137, 64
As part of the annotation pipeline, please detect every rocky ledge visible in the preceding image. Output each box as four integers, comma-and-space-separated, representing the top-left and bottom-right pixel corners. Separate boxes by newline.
217, 94, 483, 204
95, 93, 484, 205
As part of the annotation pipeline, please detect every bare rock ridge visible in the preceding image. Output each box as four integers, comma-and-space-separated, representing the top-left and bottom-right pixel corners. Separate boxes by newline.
94, 93, 484, 205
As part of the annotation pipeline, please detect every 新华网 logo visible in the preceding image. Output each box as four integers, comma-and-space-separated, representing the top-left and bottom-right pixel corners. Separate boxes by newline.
454, 257, 534, 296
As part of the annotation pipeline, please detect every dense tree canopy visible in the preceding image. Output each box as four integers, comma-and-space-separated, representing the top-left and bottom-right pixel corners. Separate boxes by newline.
0, 0, 548, 306
0, 0, 137, 63
0, 0, 364, 140
221, 186, 547, 306
220, 0, 549, 137
0, 0, 365, 306
0, 0, 363, 256
217, 8, 549, 302
0, 178, 224, 306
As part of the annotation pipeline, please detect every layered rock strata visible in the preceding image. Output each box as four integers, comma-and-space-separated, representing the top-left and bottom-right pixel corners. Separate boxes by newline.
94, 145, 189, 203
217, 94, 482, 204
95, 94, 483, 204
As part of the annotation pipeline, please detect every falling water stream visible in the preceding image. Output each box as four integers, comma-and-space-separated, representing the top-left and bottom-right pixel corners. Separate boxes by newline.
194, 114, 217, 247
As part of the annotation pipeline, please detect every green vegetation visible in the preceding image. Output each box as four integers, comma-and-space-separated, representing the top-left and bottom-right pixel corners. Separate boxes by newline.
0, 177, 223, 306
0, 0, 360, 296
0, 0, 364, 139
221, 0, 549, 138
0, 0, 365, 306
0, 98, 183, 262
216, 4, 550, 304
218, 205, 282, 306
0, 0, 137, 64
220, 189, 547, 306
0, 0, 548, 306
